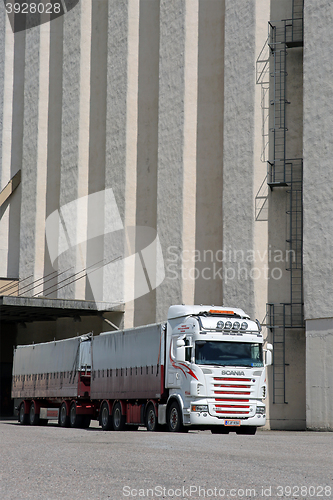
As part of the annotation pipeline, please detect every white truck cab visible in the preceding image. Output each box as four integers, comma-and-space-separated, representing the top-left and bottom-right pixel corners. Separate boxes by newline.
165, 305, 272, 434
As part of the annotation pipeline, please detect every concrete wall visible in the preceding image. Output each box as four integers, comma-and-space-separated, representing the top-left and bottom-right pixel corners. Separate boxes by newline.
303, 0, 333, 430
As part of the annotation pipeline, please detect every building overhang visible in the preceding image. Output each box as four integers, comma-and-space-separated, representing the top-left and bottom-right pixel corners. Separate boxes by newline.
0, 295, 124, 324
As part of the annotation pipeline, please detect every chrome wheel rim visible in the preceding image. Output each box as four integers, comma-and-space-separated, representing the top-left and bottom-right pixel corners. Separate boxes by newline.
60, 405, 66, 425
170, 408, 178, 430
114, 407, 121, 428
101, 406, 108, 428
70, 405, 76, 426
148, 409, 155, 430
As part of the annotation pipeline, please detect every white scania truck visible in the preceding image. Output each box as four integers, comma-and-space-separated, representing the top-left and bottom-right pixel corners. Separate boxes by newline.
12, 305, 272, 434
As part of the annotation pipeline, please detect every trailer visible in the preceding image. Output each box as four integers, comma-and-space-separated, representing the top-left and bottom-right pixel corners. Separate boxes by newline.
12, 305, 272, 433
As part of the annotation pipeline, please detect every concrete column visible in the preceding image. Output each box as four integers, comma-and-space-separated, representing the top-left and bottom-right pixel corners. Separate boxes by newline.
19, 23, 40, 293
0, 6, 5, 184
102, 0, 140, 327
253, 0, 270, 326
223, 0, 256, 317
76, 0, 92, 300
303, 0, 333, 430
181, 0, 198, 306
34, 17, 50, 286
0, 12, 15, 277
123, 0, 140, 327
57, 3, 82, 299
156, 0, 186, 322
43, 15, 63, 297
7, 27, 25, 280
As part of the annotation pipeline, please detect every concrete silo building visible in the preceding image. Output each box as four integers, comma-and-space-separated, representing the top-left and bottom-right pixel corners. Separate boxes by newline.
0, 0, 332, 430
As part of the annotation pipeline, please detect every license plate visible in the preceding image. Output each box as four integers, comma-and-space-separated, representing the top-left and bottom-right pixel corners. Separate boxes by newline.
224, 420, 241, 427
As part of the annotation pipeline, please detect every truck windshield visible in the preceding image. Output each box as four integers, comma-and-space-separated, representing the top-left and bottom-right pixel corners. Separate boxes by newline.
195, 341, 263, 367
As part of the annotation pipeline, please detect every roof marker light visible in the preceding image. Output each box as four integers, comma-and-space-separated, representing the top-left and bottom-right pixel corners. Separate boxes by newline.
210, 309, 234, 315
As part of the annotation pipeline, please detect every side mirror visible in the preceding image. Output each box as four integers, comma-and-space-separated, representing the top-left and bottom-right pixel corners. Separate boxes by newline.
175, 338, 185, 362
265, 350, 272, 366
266, 343, 273, 351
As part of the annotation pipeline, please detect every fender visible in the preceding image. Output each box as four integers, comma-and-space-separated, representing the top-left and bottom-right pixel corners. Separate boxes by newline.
22, 399, 31, 414
166, 393, 184, 412
100, 399, 113, 416
145, 399, 158, 419
112, 399, 127, 416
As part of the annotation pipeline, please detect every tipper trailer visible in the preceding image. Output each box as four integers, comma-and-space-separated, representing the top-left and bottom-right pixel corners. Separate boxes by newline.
12, 305, 272, 434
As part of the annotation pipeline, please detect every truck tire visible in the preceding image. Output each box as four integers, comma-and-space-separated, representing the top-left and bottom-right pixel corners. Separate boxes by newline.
101, 402, 113, 431
145, 403, 158, 432
69, 402, 83, 428
167, 401, 182, 432
59, 402, 70, 427
18, 402, 28, 425
236, 426, 257, 435
112, 402, 125, 431
29, 402, 40, 426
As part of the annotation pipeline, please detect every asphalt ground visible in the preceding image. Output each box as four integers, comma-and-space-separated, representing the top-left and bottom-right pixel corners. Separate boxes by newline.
0, 420, 332, 500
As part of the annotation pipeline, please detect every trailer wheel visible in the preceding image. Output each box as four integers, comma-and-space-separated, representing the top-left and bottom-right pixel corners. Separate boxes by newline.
167, 401, 182, 432
29, 402, 40, 426
59, 402, 70, 428
69, 402, 83, 428
100, 402, 113, 431
145, 403, 158, 432
236, 426, 257, 435
18, 402, 28, 425
112, 402, 125, 431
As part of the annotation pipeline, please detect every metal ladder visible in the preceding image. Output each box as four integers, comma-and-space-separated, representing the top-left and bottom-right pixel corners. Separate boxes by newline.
265, 0, 304, 404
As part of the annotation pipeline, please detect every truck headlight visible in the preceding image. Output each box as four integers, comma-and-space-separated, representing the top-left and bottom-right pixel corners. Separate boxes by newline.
191, 405, 208, 412
256, 406, 265, 414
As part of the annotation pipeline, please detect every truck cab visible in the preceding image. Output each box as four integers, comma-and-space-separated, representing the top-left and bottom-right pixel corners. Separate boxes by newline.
165, 305, 272, 434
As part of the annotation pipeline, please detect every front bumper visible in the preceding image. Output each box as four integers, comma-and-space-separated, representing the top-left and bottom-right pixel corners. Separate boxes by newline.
186, 409, 266, 427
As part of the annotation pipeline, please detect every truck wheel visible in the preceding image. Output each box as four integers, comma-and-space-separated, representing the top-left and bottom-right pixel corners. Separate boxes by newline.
29, 402, 40, 426
19, 402, 28, 425
112, 402, 125, 431
145, 403, 158, 431
236, 426, 257, 435
59, 402, 70, 427
101, 402, 113, 431
69, 402, 83, 428
167, 401, 182, 432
